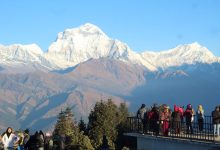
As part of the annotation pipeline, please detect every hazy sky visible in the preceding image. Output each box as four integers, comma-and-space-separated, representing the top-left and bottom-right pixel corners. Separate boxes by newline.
0, 0, 220, 56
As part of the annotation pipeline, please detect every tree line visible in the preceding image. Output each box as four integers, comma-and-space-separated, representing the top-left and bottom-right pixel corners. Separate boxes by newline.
53, 99, 129, 150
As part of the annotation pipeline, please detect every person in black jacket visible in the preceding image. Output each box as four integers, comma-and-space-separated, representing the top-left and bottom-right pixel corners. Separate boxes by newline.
150, 104, 159, 135
36, 132, 44, 150
25, 131, 44, 150
184, 104, 194, 134
212, 106, 220, 136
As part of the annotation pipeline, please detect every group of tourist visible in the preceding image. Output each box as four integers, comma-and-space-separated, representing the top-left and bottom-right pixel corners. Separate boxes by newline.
0, 127, 54, 150
137, 104, 220, 137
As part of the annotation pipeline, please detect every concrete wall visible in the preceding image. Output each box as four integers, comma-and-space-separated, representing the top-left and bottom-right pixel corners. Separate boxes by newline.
124, 133, 220, 150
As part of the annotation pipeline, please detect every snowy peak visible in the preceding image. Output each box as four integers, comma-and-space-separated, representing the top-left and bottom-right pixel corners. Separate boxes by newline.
49, 23, 108, 53
0, 43, 43, 54
0, 23, 219, 72
46, 23, 157, 71
77, 23, 107, 36
0, 43, 43, 63
15, 44, 43, 55
141, 42, 219, 69
56, 23, 108, 41
47, 23, 110, 56
172, 42, 215, 58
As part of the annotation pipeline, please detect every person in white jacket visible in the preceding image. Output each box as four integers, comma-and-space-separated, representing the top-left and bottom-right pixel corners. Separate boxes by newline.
2, 127, 19, 150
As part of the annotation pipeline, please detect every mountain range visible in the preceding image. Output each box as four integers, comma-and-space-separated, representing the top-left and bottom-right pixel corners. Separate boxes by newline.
0, 23, 220, 131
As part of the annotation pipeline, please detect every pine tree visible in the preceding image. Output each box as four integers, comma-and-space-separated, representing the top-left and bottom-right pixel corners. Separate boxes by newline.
118, 102, 129, 125
116, 102, 129, 149
78, 118, 87, 135
53, 110, 67, 136
53, 107, 94, 150
53, 107, 76, 136
87, 99, 128, 149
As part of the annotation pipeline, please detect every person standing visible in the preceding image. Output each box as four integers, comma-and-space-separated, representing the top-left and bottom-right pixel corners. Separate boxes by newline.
59, 134, 65, 150
172, 105, 182, 134
150, 104, 160, 135
212, 106, 220, 137
184, 104, 194, 134
35, 131, 44, 150
196, 105, 204, 132
160, 105, 171, 136
137, 104, 147, 133
17, 131, 25, 150
23, 129, 30, 150
2, 127, 19, 150
44, 132, 53, 150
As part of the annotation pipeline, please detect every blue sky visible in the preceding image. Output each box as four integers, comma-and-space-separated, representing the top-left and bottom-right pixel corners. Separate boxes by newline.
0, 0, 220, 56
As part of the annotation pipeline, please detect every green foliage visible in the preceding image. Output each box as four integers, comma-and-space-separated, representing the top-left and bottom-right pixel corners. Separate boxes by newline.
115, 102, 129, 149
53, 100, 129, 150
78, 118, 87, 135
118, 102, 129, 125
65, 129, 94, 150
77, 132, 94, 150
87, 99, 129, 149
53, 107, 94, 150
53, 107, 76, 136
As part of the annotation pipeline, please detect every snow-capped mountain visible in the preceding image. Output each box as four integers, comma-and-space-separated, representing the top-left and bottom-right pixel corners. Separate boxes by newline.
141, 42, 220, 70
0, 23, 219, 72
45, 23, 157, 71
0, 44, 56, 72
0, 44, 43, 63
1, 23, 220, 130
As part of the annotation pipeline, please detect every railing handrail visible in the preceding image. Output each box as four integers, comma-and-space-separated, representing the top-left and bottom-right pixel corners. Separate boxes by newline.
126, 116, 217, 143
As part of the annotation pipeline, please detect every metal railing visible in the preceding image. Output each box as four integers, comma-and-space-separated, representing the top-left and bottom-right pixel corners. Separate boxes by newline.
126, 116, 218, 142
